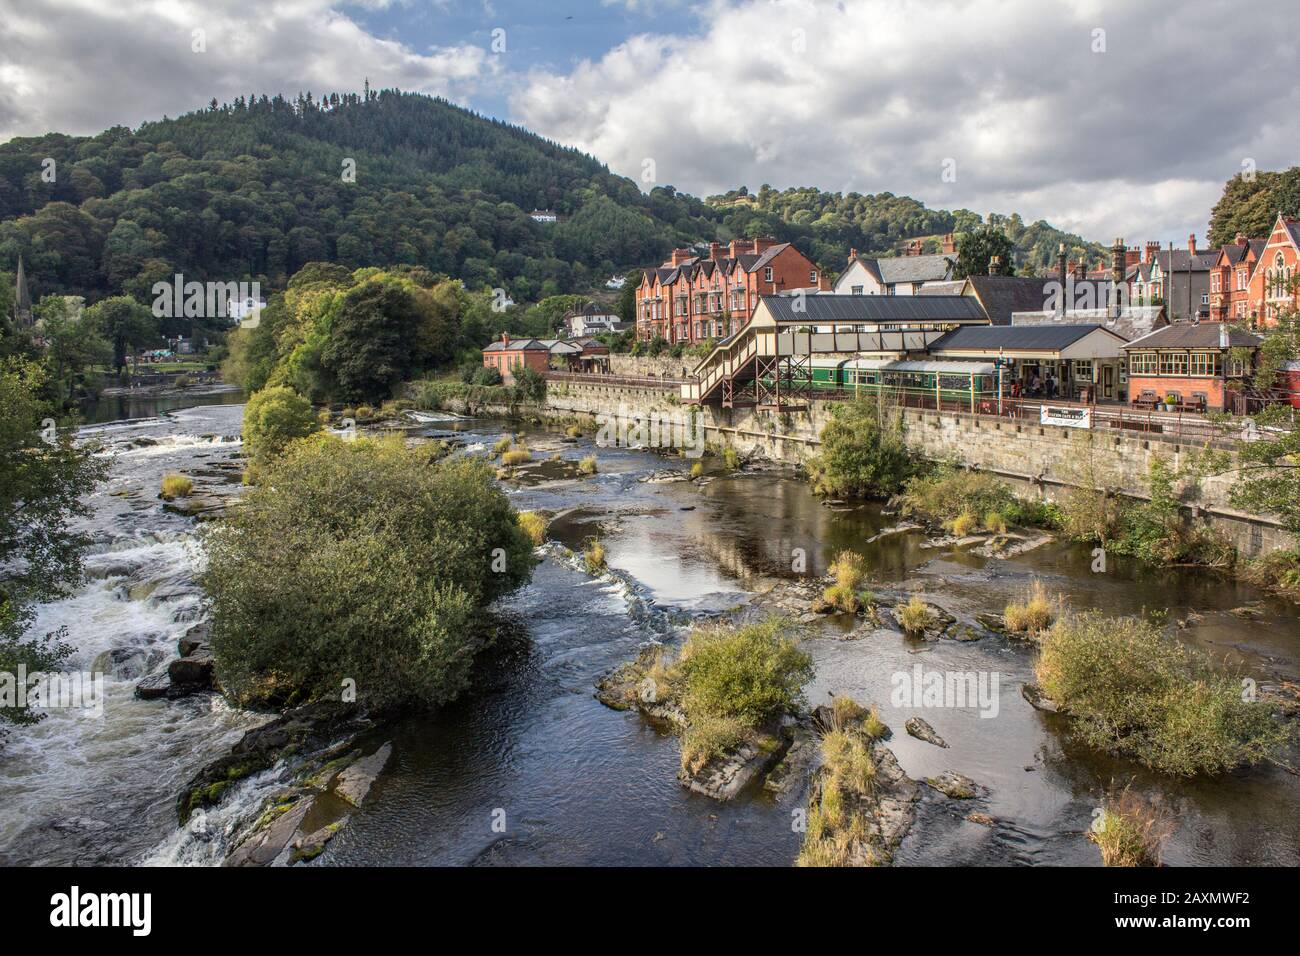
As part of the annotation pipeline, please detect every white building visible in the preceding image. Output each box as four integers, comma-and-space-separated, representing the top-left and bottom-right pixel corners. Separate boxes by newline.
564, 303, 626, 338
529, 209, 558, 223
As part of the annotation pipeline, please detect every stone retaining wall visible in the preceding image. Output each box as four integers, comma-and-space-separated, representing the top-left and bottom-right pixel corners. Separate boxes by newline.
445, 377, 1290, 557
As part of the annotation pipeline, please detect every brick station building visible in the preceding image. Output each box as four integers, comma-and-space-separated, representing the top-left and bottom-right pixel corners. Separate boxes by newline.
635, 237, 828, 344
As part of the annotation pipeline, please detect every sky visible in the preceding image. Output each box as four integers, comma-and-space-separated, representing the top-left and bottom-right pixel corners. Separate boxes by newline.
1, 0, 1297, 245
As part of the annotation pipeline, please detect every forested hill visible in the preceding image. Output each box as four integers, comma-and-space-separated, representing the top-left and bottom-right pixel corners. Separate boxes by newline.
0, 87, 1105, 305
705, 186, 1108, 277
0, 89, 717, 303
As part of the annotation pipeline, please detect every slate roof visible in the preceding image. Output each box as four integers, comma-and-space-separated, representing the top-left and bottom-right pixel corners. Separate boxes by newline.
1153, 249, 1219, 273
1123, 323, 1263, 350
871, 253, 957, 285
763, 294, 987, 324
930, 324, 1125, 352
483, 338, 550, 352
1012, 305, 1166, 342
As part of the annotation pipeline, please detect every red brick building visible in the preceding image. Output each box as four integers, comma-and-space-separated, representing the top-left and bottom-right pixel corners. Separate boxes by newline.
1246, 213, 1300, 327
1122, 322, 1261, 412
1208, 233, 1266, 322
482, 333, 550, 384
634, 237, 828, 343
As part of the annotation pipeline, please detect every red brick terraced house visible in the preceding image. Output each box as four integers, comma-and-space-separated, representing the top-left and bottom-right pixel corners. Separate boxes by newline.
1246, 213, 1300, 327
1209, 233, 1266, 322
635, 237, 828, 343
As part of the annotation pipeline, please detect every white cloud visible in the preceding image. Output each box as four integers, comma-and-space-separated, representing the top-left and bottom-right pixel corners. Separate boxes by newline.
511, 0, 1300, 241
0, 0, 496, 142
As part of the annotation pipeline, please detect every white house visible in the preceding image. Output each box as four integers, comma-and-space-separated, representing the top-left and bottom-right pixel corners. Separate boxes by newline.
529, 209, 558, 223
564, 302, 626, 338
605, 274, 626, 290
833, 252, 958, 296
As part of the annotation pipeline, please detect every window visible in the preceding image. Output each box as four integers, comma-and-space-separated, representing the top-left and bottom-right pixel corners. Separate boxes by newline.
1130, 352, 1158, 375
1159, 351, 1189, 376
809, 270, 818, 284
1189, 352, 1220, 377
850, 285, 863, 295
1210, 273, 1221, 293
1238, 268, 1248, 291
764, 267, 773, 282
1201, 293, 1209, 305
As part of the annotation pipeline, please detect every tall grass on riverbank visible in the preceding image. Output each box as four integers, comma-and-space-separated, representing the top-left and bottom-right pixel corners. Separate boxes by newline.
798, 696, 890, 867
823, 550, 870, 613
1035, 611, 1288, 775
1088, 787, 1175, 866
1003, 580, 1059, 636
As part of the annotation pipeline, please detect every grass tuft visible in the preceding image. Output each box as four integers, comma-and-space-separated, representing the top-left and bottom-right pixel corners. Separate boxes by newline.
161, 474, 194, 499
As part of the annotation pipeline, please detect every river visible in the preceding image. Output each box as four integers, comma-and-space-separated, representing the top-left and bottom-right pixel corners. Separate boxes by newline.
2, 392, 1297, 867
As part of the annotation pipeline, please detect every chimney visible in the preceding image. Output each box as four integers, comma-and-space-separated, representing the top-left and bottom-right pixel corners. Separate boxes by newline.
848, 247, 858, 264
1234, 232, 1247, 247
1057, 242, 1067, 291
1072, 260, 1086, 281
1188, 233, 1197, 254
670, 247, 693, 267
1125, 248, 1140, 268
1145, 241, 1160, 264
988, 255, 1000, 276
709, 241, 722, 261
941, 233, 956, 254
752, 235, 776, 254
501, 332, 509, 345
729, 239, 745, 259
905, 238, 922, 257
1111, 237, 1126, 287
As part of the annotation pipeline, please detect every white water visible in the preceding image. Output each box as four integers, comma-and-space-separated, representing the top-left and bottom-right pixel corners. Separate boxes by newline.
0, 400, 266, 866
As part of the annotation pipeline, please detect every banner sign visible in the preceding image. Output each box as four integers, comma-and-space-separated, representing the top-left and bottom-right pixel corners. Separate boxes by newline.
1040, 405, 1091, 429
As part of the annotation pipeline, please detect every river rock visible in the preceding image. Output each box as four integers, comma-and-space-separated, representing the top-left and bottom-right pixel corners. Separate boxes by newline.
905, 716, 948, 748
334, 742, 393, 808
225, 798, 311, 867
179, 700, 369, 824
178, 623, 210, 657
1020, 682, 1062, 714
135, 673, 172, 700
167, 647, 215, 686
680, 729, 785, 801
925, 770, 978, 799
763, 721, 818, 800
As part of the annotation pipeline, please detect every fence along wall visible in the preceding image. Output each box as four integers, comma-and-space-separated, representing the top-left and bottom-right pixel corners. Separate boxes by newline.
533, 378, 1290, 557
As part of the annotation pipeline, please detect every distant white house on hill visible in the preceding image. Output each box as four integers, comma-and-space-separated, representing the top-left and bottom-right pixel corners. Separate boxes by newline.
529, 209, 558, 223
605, 274, 626, 289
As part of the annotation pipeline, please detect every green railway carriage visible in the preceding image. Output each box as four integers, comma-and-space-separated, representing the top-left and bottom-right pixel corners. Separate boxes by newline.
783, 357, 1001, 403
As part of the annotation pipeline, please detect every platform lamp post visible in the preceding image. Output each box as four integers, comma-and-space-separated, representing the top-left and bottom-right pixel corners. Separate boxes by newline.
996, 347, 1006, 416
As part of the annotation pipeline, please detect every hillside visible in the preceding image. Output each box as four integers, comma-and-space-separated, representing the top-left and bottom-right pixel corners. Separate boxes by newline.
705, 185, 1109, 276
0, 88, 1106, 305
0, 89, 717, 303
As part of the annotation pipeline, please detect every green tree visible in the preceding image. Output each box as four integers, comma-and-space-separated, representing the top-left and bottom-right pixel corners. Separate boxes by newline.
954, 225, 1016, 278
0, 360, 110, 734
1230, 308, 1300, 537
806, 396, 914, 498
40, 299, 111, 400
241, 385, 319, 468
84, 295, 157, 375
202, 434, 536, 710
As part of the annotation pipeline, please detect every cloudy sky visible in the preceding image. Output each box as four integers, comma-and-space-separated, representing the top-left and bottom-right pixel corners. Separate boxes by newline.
1, 0, 1296, 243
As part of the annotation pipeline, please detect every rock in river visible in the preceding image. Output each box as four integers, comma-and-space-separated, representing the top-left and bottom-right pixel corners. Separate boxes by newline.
905, 716, 948, 748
